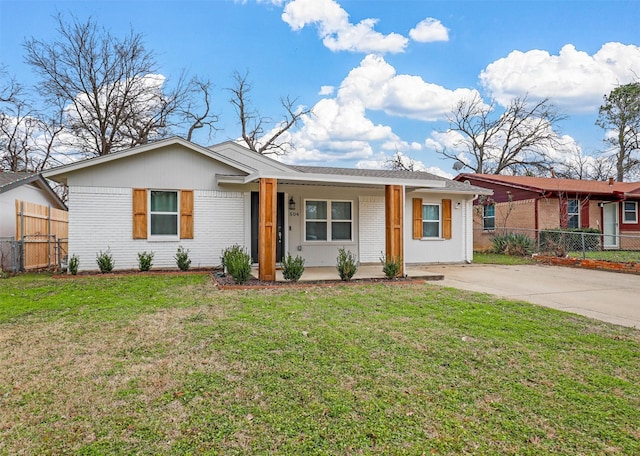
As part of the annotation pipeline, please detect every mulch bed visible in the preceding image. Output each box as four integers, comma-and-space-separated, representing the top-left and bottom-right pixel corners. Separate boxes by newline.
52, 268, 214, 278
212, 272, 426, 290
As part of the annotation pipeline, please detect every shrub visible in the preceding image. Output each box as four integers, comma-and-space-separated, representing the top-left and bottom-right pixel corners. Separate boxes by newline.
282, 253, 305, 282
68, 254, 79, 275
221, 244, 252, 284
379, 252, 401, 279
175, 246, 191, 271
336, 247, 358, 281
96, 248, 114, 273
491, 233, 534, 257
137, 251, 154, 272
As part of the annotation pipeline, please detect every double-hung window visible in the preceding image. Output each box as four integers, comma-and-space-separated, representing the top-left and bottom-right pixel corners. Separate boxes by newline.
150, 190, 179, 236
422, 203, 441, 238
623, 201, 638, 224
567, 199, 580, 229
483, 204, 495, 231
305, 200, 352, 241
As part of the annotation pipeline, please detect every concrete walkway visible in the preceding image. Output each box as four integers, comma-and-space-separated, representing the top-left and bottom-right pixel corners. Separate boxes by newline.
424, 263, 640, 329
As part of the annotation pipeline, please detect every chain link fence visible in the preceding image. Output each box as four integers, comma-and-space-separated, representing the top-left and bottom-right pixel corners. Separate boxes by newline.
0, 236, 68, 273
476, 227, 640, 262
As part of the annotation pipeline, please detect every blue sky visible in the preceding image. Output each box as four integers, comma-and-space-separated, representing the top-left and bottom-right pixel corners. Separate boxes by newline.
1, 0, 640, 177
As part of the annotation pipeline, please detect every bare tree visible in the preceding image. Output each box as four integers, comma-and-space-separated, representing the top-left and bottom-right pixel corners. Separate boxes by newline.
24, 14, 215, 158
553, 149, 615, 181
596, 82, 640, 182
439, 94, 567, 175
182, 77, 219, 142
229, 71, 311, 155
385, 149, 418, 171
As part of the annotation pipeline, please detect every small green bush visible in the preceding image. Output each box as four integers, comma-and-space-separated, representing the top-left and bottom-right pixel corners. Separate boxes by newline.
336, 247, 358, 281
282, 253, 305, 282
175, 246, 191, 271
96, 248, 114, 273
491, 233, 534, 257
137, 251, 154, 272
222, 244, 252, 284
380, 252, 401, 279
68, 254, 79, 275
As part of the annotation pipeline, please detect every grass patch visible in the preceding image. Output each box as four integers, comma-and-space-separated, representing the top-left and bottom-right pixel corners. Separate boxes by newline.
473, 252, 535, 265
568, 250, 640, 263
0, 275, 638, 454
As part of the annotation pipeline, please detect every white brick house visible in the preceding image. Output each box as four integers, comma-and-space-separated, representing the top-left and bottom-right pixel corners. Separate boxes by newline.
44, 137, 490, 277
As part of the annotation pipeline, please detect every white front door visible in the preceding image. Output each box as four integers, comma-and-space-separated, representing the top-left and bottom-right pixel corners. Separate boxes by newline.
603, 203, 619, 249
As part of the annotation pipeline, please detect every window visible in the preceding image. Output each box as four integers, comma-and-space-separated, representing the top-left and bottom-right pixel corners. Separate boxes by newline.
623, 201, 638, 224
412, 198, 451, 240
567, 199, 580, 229
305, 200, 352, 241
150, 190, 178, 236
132, 189, 193, 240
422, 203, 440, 238
483, 204, 495, 231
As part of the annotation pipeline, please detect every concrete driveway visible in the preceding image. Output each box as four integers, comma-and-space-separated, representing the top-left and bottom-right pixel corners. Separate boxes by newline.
426, 263, 640, 329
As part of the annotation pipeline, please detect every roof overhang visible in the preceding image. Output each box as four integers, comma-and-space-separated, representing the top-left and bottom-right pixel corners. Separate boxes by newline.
217, 172, 447, 187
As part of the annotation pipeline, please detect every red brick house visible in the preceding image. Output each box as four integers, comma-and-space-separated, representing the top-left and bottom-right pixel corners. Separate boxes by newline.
454, 174, 640, 251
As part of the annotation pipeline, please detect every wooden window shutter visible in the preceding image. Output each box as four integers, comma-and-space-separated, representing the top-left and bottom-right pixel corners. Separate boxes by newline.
132, 188, 147, 239
412, 198, 423, 239
180, 190, 194, 239
442, 199, 452, 240
580, 199, 590, 228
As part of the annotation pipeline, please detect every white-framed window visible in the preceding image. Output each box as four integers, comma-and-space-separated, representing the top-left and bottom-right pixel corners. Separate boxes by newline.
623, 201, 638, 224
422, 203, 441, 238
305, 199, 353, 242
483, 204, 495, 231
150, 190, 179, 237
567, 199, 580, 229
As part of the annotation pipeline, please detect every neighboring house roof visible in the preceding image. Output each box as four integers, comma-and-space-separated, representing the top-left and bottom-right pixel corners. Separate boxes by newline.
44, 137, 491, 195
455, 173, 640, 198
0, 171, 67, 210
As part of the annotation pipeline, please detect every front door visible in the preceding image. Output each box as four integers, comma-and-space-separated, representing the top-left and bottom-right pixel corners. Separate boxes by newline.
603, 203, 619, 249
251, 192, 285, 263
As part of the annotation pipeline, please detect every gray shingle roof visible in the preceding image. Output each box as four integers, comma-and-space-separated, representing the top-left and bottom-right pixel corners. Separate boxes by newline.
0, 172, 38, 193
291, 165, 476, 190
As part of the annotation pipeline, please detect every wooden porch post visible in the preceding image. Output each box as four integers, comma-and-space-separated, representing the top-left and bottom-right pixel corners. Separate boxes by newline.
258, 178, 277, 281
385, 185, 404, 276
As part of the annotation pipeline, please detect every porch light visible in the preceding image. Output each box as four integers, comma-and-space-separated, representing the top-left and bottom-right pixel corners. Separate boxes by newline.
289, 197, 296, 211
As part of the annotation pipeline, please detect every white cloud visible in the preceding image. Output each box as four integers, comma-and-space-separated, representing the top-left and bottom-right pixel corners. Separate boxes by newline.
318, 85, 334, 96
480, 42, 640, 113
281, 0, 408, 53
409, 18, 449, 43
339, 54, 480, 121
275, 54, 484, 165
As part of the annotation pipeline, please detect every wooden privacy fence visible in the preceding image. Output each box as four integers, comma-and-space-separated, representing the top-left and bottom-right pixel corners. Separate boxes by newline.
16, 200, 68, 270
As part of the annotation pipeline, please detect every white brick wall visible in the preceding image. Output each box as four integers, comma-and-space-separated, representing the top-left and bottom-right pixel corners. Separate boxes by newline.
68, 186, 245, 271
359, 195, 385, 263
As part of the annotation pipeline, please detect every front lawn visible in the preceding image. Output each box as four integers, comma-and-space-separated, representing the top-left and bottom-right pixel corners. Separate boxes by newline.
1, 274, 638, 455
568, 250, 640, 263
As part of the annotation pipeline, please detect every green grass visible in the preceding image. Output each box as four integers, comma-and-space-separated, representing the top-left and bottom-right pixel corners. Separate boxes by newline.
568, 250, 640, 263
1, 274, 639, 455
473, 252, 535, 265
